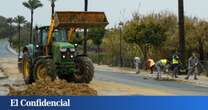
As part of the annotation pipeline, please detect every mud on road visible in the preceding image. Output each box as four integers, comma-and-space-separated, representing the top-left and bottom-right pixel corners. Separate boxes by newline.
0, 58, 97, 96
0, 57, 97, 96
9, 80, 97, 96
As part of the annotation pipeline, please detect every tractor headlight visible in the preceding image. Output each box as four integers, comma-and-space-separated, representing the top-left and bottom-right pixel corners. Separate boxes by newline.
62, 55, 66, 59
36, 45, 39, 48
60, 48, 67, 52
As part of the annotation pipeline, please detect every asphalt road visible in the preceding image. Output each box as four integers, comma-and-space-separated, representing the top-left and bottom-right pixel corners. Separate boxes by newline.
1, 39, 208, 95
0, 39, 16, 58
94, 70, 208, 95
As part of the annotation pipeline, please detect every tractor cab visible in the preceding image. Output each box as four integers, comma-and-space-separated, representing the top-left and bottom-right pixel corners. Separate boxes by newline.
35, 26, 74, 56
35, 26, 69, 47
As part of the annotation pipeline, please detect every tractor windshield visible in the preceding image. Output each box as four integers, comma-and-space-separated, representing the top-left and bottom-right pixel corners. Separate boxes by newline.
52, 29, 67, 42
41, 30, 48, 46
38, 27, 68, 46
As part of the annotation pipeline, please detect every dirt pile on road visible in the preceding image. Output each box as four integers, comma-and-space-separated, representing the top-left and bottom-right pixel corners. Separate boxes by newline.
9, 80, 97, 96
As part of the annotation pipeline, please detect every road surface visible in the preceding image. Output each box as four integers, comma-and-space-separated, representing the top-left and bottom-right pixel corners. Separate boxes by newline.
0, 39, 208, 95
95, 70, 208, 95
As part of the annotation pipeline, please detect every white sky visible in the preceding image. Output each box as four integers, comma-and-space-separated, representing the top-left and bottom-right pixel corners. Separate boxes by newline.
0, 0, 207, 27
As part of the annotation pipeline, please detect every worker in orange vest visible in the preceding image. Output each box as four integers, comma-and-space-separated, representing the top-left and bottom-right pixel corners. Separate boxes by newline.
147, 58, 155, 74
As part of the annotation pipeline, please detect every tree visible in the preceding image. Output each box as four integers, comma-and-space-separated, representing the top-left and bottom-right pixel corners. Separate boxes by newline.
14, 16, 27, 55
88, 27, 105, 64
192, 20, 208, 60
6, 17, 14, 44
0, 16, 10, 39
123, 17, 166, 59
23, 0, 43, 43
73, 32, 84, 45
48, 0, 58, 16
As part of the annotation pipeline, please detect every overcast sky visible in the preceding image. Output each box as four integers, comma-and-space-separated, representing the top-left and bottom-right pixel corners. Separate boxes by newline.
0, 0, 207, 27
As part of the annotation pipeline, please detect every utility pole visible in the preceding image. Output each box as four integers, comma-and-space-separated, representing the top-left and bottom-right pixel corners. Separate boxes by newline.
178, 0, 185, 63
83, 0, 88, 55
119, 22, 123, 67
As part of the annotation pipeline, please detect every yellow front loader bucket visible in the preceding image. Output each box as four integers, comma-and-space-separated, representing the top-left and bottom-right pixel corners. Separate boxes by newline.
54, 11, 109, 28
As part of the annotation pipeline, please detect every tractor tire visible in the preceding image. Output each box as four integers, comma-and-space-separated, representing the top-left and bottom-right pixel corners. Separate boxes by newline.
73, 56, 94, 83
33, 59, 56, 81
22, 52, 33, 84
58, 74, 74, 82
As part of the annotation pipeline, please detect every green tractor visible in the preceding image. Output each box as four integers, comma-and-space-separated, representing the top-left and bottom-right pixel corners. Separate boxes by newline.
21, 11, 108, 84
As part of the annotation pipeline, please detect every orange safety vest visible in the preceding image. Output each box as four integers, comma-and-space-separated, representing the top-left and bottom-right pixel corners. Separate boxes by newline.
148, 59, 155, 67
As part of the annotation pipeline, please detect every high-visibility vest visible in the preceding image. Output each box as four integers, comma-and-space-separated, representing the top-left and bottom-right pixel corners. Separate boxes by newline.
161, 59, 168, 65
172, 58, 179, 64
172, 54, 179, 64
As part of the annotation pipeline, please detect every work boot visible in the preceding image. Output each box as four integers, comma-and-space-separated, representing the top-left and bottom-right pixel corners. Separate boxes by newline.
136, 72, 140, 74
175, 76, 179, 78
194, 77, 198, 80
185, 77, 189, 80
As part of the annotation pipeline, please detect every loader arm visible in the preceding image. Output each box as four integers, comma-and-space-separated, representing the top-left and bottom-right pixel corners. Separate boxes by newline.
67, 28, 76, 42
47, 17, 55, 46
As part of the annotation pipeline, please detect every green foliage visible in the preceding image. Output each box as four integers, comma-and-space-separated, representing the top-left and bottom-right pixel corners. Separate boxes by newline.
48, 0, 58, 3
88, 27, 106, 46
14, 16, 27, 24
0, 16, 10, 38
72, 32, 83, 45
123, 12, 178, 48
90, 28, 143, 66
22, 0, 43, 11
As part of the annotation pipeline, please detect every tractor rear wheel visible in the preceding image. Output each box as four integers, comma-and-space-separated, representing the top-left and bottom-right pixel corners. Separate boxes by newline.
73, 56, 94, 83
22, 52, 33, 84
33, 59, 56, 81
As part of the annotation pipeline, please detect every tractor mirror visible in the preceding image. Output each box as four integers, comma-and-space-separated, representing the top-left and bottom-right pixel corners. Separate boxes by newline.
35, 26, 39, 30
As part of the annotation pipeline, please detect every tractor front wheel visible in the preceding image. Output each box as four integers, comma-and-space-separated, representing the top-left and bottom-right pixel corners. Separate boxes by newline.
73, 56, 94, 83
22, 52, 33, 84
33, 59, 56, 81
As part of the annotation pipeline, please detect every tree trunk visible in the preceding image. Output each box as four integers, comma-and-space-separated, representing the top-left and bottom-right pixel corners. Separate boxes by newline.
198, 39, 204, 61
30, 10, 34, 43
18, 23, 21, 56
9, 23, 12, 46
97, 45, 100, 64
